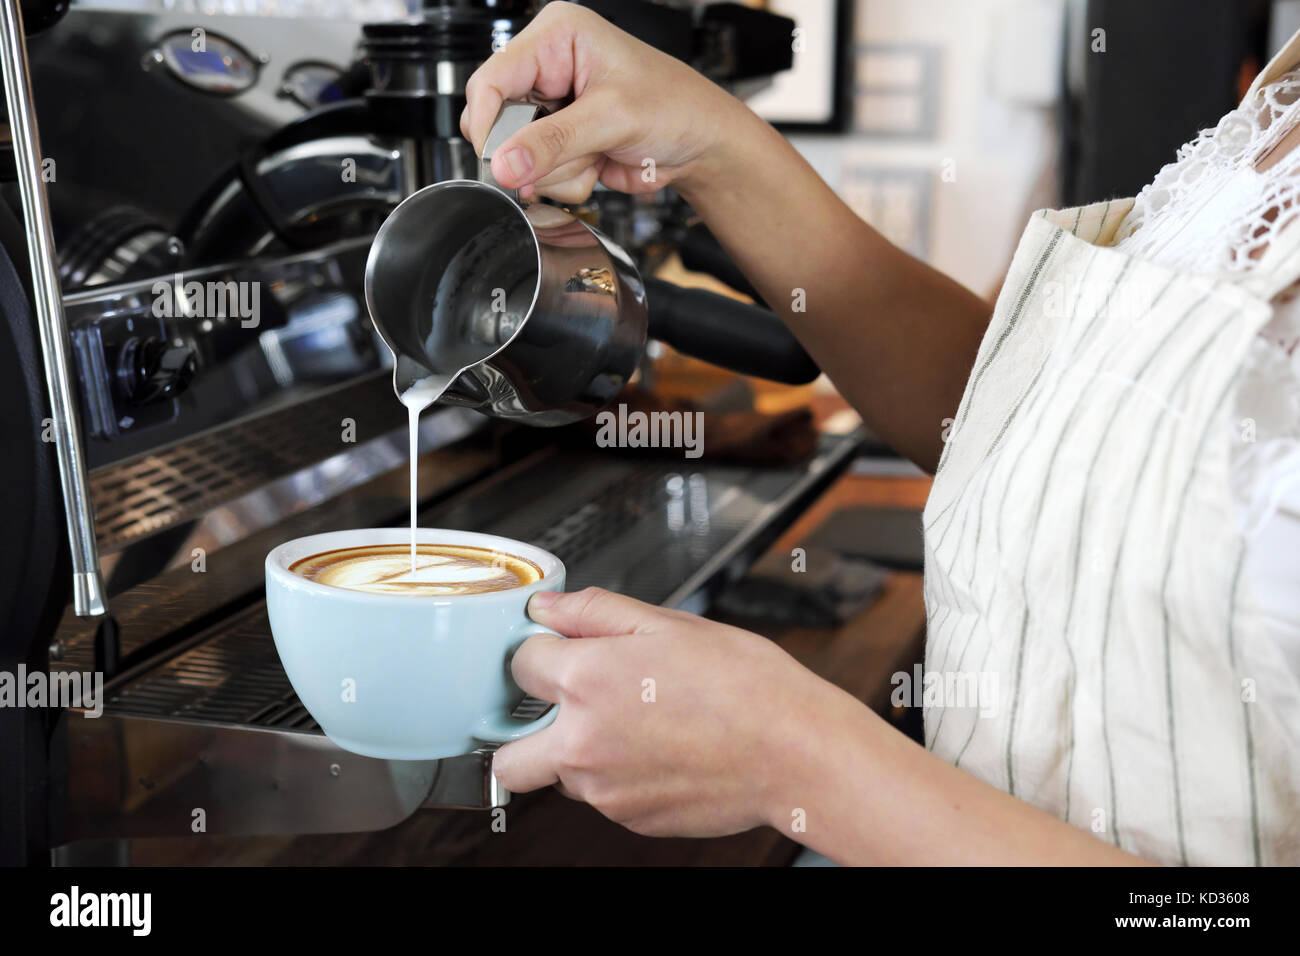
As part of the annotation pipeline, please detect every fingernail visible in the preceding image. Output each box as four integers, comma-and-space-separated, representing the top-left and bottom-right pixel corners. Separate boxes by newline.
502, 146, 532, 181
529, 590, 559, 611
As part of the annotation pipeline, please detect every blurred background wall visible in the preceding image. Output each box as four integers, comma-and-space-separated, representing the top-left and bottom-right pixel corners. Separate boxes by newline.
742, 0, 1280, 299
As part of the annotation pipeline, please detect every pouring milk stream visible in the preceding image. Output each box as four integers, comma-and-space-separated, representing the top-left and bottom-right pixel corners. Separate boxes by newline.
400, 377, 449, 572
364, 100, 661, 577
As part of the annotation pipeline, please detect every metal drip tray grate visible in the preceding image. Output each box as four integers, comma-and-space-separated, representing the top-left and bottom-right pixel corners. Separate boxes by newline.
100, 435, 859, 728
104, 599, 556, 730
89, 374, 405, 551
420, 446, 852, 605
105, 604, 317, 730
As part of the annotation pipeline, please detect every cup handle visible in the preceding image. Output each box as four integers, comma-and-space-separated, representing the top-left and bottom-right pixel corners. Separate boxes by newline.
474, 622, 565, 744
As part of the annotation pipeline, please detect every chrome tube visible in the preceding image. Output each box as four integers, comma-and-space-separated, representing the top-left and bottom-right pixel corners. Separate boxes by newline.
0, 0, 106, 616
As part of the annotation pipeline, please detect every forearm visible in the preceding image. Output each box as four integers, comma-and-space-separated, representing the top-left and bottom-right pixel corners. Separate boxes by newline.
676, 103, 992, 472
763, 682, 1153, 865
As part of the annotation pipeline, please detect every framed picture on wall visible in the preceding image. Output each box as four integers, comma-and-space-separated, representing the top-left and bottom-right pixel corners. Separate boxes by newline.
744, 0, 853, 133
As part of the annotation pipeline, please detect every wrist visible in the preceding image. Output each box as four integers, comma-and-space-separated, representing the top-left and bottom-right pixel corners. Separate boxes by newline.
673, 93, 769, 202
754, 677, 855, 833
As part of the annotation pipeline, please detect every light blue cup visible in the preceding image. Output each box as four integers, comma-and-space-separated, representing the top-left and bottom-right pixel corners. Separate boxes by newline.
266, 527, 564, 760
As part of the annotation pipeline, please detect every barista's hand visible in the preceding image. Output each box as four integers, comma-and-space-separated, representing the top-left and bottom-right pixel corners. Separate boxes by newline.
492, 586, 844, 837
460, 1, 752, 203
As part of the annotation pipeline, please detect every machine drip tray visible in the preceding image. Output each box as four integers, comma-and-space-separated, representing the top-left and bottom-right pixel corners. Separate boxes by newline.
419, 434, 862, 611
58, 433, 861, 842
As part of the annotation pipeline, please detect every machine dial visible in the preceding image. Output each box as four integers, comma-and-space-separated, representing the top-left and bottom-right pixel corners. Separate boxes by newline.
115, 337, 198, 406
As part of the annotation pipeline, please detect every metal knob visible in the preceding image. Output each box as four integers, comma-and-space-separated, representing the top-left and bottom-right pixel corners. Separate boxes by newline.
115, 337, 197, 406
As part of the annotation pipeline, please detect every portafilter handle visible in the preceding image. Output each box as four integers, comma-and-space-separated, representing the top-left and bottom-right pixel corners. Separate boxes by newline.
643, 277, 821, 386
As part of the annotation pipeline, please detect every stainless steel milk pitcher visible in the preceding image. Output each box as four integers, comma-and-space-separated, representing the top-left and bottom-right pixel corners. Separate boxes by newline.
365, 99, 817, 426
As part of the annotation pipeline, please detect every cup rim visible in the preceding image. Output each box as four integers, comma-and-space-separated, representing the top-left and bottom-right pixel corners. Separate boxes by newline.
265, 527, 564, 604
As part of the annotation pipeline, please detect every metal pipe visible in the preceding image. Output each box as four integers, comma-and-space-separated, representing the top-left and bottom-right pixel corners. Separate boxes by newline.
0, 0, 106, 616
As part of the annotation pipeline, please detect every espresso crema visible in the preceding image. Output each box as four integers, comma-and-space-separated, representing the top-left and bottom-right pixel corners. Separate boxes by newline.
290, 543, 541, 596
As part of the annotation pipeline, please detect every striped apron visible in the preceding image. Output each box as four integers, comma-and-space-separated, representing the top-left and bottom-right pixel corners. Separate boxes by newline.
922, 198, 1300, 865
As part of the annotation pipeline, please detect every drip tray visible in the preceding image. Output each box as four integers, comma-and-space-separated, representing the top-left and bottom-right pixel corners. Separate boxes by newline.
62, 434, 860, 841
420, 437, 861, 610
104, 603, 316, 730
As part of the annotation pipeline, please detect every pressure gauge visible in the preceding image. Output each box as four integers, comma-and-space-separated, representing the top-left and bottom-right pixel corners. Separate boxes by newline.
279, 62, 345, 109
145, 30, 261, 96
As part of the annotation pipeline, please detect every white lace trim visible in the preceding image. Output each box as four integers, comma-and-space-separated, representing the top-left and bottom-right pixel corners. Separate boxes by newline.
1111, 67, 1300, 541
1114, 68, 1300, 274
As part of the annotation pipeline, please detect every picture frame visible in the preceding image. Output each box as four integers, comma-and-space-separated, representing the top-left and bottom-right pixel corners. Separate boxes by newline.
745, 0, 854, 134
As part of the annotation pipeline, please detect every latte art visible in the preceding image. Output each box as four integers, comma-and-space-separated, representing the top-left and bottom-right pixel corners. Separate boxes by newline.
290, 544, 541, 595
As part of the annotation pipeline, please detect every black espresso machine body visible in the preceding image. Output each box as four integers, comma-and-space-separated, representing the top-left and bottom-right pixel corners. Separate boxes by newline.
0, 0, 859, 864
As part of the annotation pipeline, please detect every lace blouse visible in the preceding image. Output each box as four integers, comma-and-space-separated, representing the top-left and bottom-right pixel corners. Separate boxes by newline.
1113, 65, 1300, 680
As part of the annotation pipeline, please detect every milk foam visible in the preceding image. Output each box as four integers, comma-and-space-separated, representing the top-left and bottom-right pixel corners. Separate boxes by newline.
329, 556, 504, 590
291, 544, 541, 596
389, 559, 505, 584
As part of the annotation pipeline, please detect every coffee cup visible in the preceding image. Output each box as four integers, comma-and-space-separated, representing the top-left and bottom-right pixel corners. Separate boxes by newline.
265, 527, 564, 760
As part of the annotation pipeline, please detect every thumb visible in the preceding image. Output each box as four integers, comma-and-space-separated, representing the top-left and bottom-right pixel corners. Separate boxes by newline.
490, 91, 629, 190
527, 586, 664, 638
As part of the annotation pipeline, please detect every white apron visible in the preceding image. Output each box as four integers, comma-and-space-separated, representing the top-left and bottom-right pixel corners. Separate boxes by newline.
922, 190, 1300, 864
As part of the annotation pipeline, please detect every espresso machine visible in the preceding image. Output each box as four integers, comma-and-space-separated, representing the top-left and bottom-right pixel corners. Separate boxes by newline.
0, 0, 863, 865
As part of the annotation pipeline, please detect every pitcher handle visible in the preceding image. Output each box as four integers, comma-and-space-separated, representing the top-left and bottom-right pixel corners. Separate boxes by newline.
479, 96, 569, 202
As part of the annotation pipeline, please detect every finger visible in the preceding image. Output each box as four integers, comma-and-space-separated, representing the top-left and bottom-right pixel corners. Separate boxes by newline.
489, 90, 633, 190
492, 731, 560, 793
520, 153, 603, 203
462, 5, 583, 155
532, 152, 603, 188
598, 160, 666, 195
508, 631, 571, 703
527, 586, 664, 638
530, 161, 604, 204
